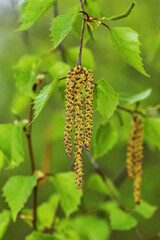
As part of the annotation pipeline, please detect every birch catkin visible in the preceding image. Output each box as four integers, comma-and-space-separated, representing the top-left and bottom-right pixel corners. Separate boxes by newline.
64, 66, 94, 189
126, 115, 143, 204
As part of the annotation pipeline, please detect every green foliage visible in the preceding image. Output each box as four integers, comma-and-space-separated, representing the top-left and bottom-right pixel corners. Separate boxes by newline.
94, 122, 118, 159
119, 88, 152, 104
0, 122, 24, 168
2, 175, 37, 221
51, 12, 77, 49
37, 194, 59, 230
51, 112, 65, 141
49, 61, 70, 79
96, 79, 119, 119
50, 172, 83, 217
18, 0, 56, 31
65, 47, 95, 70
135, 199, 158, 219
0, 210, 11, 239
14, 55, 41, 97
143, 117, 160, 149
33, 79, 58, 122
26, 232, 54, 240
110, 27, 149, 76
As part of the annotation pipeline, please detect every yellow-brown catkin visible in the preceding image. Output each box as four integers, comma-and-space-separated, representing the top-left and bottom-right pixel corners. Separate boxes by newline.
126, 115, 143, 205
64, 66, 94, 190
84, 70, 95, 151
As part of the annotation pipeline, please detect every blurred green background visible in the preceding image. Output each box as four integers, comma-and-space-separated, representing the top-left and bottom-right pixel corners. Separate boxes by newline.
0, 0, 160, 239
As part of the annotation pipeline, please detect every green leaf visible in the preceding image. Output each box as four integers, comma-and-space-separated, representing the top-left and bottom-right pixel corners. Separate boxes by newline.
49, 61, 70, 79
110, 27, 149, 77
70, 215, 110, 240
110, 208, 137, 230
37, 194, 60, 230
96, 79, 119, 119
50, 172, 83, 217
33, 79, 58, 122
0, 151, 5, 170
14, 55, 41, 97
94, 122, 117, 159
143, 118, 160, 149
0, 210, 11, 239
119, 88, 152, 104
18, 0, 56, 31
65, 47, 95, 70
2, 175, 37, 221
26, 232, 54, 240
0, 122, 24, 168
51, 12, 77, 49
51, 112, 65, 141
135, 199, 158, 219
87, 173, 120, 198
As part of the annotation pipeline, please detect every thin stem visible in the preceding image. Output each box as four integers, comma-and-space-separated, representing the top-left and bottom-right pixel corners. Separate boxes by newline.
49, 200, 61, 233
148, 235, 160, 240
77, 0, 85, 66
101, 22, 111, 30
106, 0, 136, 21
83, 146, 144, 239
117, 105, 147, 118
114, 167, 127, 187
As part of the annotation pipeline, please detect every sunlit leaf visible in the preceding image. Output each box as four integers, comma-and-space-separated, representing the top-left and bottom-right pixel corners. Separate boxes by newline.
135, 199, 158, 219
50, 172, 83, 217
0, 123, 24, 168
96, 79, 119, 119
51, 12, 77, 49
2, 175, 37, 221
18, 0, 56, 31
119, 88, 152, 104
0, 210, 11, 239
49, 61, 70, 79
94, 122, 118, 158
110, 27, 149, 76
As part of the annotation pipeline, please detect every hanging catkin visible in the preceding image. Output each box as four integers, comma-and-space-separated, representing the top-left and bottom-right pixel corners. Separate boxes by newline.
64, 66, 94, 189
126, 115, 143, 204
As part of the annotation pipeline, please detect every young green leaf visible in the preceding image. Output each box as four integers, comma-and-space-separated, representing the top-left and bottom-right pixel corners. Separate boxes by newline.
65, 47, 95, 70
94, 122, 118, 159
0, 122, 24, 168
49, 61, 70, 79
70, 215, 110, 240
50, 172, 83, 217
135, 199, 158, 219
143, 117, 160, 150
0, 210, 11, 239
14, 55, 41, 97
110, 208, 137, 230
110, 27, 149, 77
96, 79, 119, 119
2, 175, 37, 221
51, 12, 77, 49
37, 194, 60, 230
32, 79, 58, 122
26, 232, 54, 240
17, 0, 56, 31
119, 88, 152, 104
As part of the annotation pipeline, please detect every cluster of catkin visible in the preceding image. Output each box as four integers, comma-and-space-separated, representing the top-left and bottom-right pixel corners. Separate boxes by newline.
64, 66, 94, 189
126, 115, 144, 204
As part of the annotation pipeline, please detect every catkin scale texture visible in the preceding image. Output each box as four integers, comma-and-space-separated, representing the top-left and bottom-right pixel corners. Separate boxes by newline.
126, 115, 143, 204
64, 66, 94, 189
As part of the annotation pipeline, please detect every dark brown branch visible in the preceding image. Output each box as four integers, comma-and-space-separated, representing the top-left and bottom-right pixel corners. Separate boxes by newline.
114, 167, 127, 188
117, 105, 147, 118
134, 227, 144, 240
77, 0, 86, 66
101, 22, 111, 30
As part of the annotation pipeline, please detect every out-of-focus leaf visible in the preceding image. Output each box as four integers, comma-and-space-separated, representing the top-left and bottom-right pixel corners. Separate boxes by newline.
110, 207, 137, 230
143, 117, 160, 150
11, 93, 30, 114
49, 61, 70, 79
135, 199, 158, 219
0, 210, 11, 239
119, 88, 152, 104
51, 12, 77, 49
0, 123, 24, 168
96, 79, 119, 119
50, 172, 82, 217
18, 0, 28, 20
14, 55, 41, 97
70, 215, 110, 240
0, 151, 5, 170
94, 122, 117, 159
37, 194, 60, 230
18, 0, 56, 31
51, 112, 65, 141
110, 27, 149, 77
26, 232, 54, 240
32, 79, 58, 122
2, 175, 37, 221
65, 47, 95, 70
